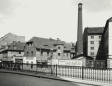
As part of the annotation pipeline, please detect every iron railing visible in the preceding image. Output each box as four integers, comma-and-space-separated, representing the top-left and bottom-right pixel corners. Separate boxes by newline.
0, 62, 112, 83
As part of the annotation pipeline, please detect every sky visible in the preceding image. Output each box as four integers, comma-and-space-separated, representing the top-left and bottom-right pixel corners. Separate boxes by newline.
0, 0, 112, 43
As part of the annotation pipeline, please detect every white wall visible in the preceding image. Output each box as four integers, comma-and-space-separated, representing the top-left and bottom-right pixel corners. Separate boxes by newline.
23, 57, 36, 64
8, 51, 24, 57
88, 35, 101, 58
50, 59, 85, 66
107, 59, 112, 68
109, 22, 112, 58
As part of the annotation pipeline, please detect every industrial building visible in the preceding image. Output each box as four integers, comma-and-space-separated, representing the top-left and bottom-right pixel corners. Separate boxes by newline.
83, 27, 104, 59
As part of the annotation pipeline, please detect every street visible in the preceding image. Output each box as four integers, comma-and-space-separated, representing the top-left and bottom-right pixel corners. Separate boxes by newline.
0, 73, 92, 86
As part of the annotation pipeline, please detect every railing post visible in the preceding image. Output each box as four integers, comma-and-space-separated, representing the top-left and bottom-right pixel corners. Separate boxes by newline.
82, 66, 84, 80
56, 65, 57, 76
22, 63, 23, 71
51, 65, 53, 74
36, 64, 37, 73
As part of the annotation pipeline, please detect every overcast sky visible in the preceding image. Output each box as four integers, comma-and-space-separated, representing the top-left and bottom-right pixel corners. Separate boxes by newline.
0, 0, 112, 43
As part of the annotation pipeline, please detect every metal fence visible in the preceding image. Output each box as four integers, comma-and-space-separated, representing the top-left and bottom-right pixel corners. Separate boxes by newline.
0, 62, 112, 83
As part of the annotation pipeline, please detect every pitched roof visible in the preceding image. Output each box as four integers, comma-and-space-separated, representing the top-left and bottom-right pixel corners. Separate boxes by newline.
8, 41, 25, 51
85, 27, 104, 34
0, 41, 25, 52
108, 17, 112, 22
0, 33, 25, 47
72, 54, 94, 60
28, 37, 73, 51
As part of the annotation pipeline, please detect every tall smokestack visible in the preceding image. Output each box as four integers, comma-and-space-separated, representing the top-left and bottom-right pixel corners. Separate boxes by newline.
77, 3, 83, 55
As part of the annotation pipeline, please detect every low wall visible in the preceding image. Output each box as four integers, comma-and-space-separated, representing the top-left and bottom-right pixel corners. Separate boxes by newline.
50, 59, 85, 66
107, 59, 112, 68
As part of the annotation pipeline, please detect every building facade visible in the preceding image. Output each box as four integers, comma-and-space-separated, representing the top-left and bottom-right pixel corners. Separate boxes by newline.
96, 17, 112, 68
24, 37, 75, 64
0, 41, 25, 63
83, 27, 104, 59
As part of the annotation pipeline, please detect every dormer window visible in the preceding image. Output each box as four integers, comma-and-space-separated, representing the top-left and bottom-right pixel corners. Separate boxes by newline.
27, 42, 33, 47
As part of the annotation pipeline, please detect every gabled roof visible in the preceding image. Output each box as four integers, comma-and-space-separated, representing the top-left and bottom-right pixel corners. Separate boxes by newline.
27, 37, 73, 51
85, 27, 104, 35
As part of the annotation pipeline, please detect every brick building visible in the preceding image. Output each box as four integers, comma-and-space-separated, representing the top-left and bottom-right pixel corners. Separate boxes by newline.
24, 37, 75, 64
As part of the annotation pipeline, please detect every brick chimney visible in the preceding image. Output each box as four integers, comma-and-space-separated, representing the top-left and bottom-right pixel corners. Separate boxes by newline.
77, 3, 83, 55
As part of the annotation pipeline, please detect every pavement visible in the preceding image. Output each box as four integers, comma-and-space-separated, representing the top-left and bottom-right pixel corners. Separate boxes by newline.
59, 76, 112, 86
0, 69, 112, 86
0, 73, 80, 86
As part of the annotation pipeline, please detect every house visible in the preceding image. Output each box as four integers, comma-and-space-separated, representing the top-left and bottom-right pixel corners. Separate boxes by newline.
0, 33, 25, 48
24, 37, 75, 64
0, 41, 25, 63
0, 33, 25, 60
83, 27, 104, 59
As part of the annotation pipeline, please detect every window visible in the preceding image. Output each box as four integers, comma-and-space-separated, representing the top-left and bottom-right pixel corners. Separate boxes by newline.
27, 51, 29, 54
90, 41, 94, 44
90, 52, 94, 56
99, 41, 101, 44
67, 53, 69, 56
27, 43, 30, 46
99, 36, 101, 39
58, 46, 60, 49
19, 51, 21, 54
91, 35, 94, 39
47, 52, 49, 56
31, 51, 33, 55
90, 47, 94, 50
58, 53, 61, 56
27, 61, 29, 66
41, 51, 43, 56
28, 42, 33, 47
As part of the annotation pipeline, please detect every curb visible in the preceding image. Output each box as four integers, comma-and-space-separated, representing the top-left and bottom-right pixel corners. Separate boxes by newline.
0, 70, 99, 86
0, 70, 70, 82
